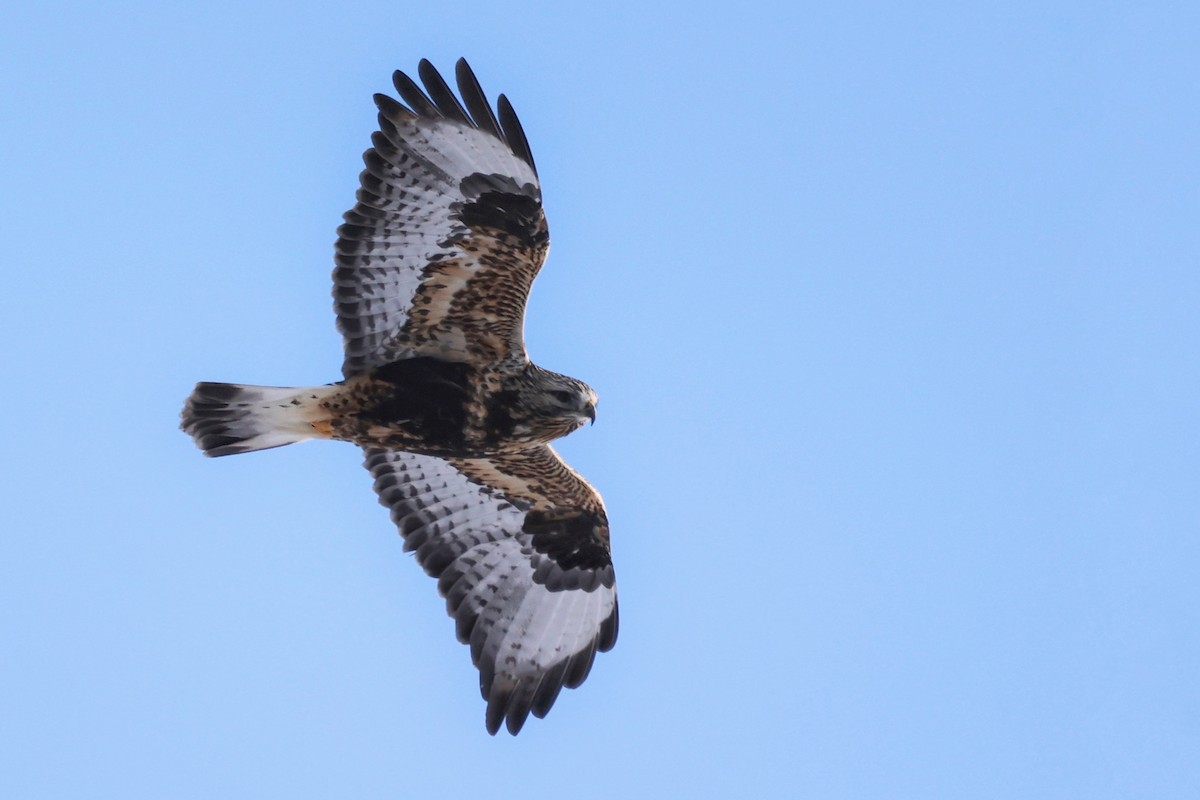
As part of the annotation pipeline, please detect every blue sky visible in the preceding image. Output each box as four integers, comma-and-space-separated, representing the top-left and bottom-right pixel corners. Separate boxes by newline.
3, 1, 1198, 797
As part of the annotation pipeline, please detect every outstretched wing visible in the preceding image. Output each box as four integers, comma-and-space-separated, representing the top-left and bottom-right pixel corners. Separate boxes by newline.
365, 445, 618, 735
335, 59, 548, 377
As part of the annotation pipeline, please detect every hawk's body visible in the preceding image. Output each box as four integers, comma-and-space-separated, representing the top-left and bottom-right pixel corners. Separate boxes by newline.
181, 59, 616, 735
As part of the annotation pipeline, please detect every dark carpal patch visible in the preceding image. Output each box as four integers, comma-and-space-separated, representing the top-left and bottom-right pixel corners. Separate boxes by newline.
524, 507, 613, 576
366, 357, 475, 450
458, 173, 546, 247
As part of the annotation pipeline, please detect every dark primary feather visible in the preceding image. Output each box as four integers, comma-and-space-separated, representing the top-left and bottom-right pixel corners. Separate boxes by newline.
454, 58, 506, 143
497, 94, 538, 176
390, 68, 441, 118
416, 59, 472, 126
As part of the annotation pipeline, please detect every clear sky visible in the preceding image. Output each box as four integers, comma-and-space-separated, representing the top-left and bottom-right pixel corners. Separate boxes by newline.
3, 2, 1198, 798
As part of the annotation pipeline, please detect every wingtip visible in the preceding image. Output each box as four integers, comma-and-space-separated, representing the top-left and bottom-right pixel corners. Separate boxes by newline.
483, 673, 536, 735
485, 687, 508, 735
373, 91, 398, 109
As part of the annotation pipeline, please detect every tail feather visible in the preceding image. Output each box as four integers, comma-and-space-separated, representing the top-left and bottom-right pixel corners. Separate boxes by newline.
181, 382, 335, 457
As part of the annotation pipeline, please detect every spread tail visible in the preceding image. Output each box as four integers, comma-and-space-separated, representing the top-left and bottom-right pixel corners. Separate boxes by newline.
180, 382, 337, 457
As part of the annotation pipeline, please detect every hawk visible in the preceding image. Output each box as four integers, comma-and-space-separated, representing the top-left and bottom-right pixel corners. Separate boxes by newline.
180, 59, 617, 735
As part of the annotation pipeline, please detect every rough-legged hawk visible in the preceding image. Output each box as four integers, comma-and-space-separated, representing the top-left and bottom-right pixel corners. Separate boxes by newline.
181, 59, 616, 735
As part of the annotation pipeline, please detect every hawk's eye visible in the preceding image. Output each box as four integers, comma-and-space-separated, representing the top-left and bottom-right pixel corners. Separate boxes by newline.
549, 390, 574, 405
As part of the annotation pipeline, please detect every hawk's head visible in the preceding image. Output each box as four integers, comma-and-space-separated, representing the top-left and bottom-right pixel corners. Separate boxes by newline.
514, 367, 597, 442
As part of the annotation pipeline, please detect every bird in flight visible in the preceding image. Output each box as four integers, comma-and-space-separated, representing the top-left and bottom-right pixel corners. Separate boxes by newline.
181, 59, 616, 735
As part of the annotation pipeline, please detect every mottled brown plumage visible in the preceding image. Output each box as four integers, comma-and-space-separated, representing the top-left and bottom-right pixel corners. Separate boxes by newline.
311, 358, 596, 456
181, 59, 617, 736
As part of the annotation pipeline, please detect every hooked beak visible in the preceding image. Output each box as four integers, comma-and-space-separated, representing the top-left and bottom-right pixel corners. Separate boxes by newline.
585, 400, 597, 426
